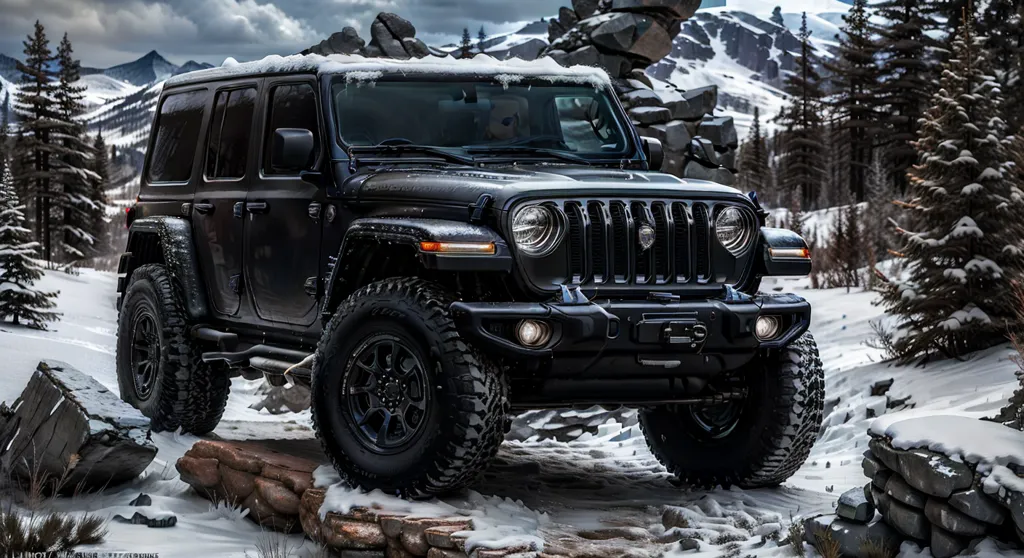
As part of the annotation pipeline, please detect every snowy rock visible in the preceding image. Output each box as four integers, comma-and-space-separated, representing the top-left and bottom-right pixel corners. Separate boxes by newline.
402, 38, 431, 59
885, 474, 928, 509
870, 378, 895, 396
629, 106, 672, 125
682, 161, 733, 186
837, 487, 875, 523
886, 499, 930, 540
377, 13, 416, 39
924, 498, 988, 536
863, 451, 887, 480
572, 0, 600, 19
0, 360, 157, 492
696, 115, 738, 149
948, 489, 1006, 525
177, 440, 318, 532
113, 510, 178, 528
869, 438, 905, 472
929, 525, 970, 558
677, 537, 700, 551
667, 86, 717, 121
591, 13, 672, 62
130, 493, 153, 507
299, 488, 389, 550
897, 449, 973, 498
400, 518, 474, 556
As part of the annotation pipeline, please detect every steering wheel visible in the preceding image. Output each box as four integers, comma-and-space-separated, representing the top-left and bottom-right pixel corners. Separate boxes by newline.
377, 138, 416, 146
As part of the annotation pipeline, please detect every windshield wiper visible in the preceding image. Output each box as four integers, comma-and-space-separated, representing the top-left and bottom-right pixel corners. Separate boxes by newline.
464, 146, 592, 165
348, 144, 477, 169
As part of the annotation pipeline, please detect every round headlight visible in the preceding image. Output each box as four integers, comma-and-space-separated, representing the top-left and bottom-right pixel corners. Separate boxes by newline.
715, 207, 753, 255
512, 205, 562, 256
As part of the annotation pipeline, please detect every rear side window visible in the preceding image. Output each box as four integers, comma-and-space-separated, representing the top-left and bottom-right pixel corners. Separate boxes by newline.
206, 87, 257, 179
148, 90, 206, 183
264, 83, 320, 174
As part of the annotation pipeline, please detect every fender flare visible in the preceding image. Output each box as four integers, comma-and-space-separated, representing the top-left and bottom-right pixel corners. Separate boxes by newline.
758, 227, 812, 277
321, 217, 512, 316
117, 216, 208, 320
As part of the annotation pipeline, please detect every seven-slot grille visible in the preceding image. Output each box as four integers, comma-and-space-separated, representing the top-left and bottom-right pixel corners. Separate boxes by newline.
563, 200, 719, 287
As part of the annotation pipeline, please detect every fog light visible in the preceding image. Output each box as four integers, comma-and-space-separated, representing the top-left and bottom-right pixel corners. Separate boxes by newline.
515, 319, 552, 348
755, 315, 782, 341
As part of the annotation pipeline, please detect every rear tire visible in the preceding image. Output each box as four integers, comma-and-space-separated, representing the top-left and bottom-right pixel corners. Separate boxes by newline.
640, 333, 824, 488
116, 264, 228, 434
311, 277, 508, 498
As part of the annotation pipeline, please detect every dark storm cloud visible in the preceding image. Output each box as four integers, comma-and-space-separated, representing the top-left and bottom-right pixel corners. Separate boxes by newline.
0, 0, 556, 68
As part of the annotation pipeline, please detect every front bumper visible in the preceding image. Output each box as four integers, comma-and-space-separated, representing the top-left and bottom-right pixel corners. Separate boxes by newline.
449, 291, 810, 378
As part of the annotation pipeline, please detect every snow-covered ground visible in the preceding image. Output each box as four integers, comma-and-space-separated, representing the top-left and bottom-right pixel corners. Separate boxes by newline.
0, 269, 1019, 557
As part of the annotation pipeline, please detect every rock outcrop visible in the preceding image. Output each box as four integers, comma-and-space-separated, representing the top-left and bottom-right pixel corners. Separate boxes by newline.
304, 13, 431, 60
0, 361, 157, 493
807, 417, 1024, 558
176, 440, 318, 532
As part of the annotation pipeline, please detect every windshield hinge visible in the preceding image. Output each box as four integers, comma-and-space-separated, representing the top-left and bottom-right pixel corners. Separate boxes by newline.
348, 148, 359, 173
619, 159, 627, 170
469, 193, 494, 223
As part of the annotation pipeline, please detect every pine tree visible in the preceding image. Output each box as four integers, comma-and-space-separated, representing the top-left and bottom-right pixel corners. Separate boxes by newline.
477, 26, 488, 53
881, 16, 1024, 361
0, 92, 9, 175
738, 107, 771, 196
864, 148, 895, 282
460, 28, 473, 58
978, 0, 1024, 134
53, 33, 100, 263
89, 131, 110, 259
771, 7, 785, 27
13, 20, 59, 262
933, 0, 971, 47
827, 0, 882, 202
776, 13, 826, 210
873, 0, 939, 194
0, 162, 59, 329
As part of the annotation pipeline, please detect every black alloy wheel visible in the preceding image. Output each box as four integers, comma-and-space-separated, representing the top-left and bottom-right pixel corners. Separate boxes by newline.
344, 334, 431, 453
129, 309, 160, 400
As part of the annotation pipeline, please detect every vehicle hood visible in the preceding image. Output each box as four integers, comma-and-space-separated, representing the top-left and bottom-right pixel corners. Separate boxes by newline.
337, 165, 752, 209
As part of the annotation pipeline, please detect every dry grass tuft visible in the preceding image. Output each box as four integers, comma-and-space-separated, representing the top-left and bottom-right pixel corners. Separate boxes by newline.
860, 537, 896, 558
814, 529, 842, 558
786, 521, 806, 557
0, 505, 107, 554
245, 527, 300, 558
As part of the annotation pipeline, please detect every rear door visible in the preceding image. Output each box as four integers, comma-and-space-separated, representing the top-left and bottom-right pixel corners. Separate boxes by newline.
192, 83, 259, 316
244, 78, 324, 326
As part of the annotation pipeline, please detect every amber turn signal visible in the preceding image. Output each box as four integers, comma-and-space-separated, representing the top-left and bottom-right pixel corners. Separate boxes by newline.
768, 247, 811, 259
419, 241, 496, 254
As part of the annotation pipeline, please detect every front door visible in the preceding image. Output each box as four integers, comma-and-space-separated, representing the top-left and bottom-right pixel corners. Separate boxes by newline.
192, 84, 259, 316
244, 78, 324, 326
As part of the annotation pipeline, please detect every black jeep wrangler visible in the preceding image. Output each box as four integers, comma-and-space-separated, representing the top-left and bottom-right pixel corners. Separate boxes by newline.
115, 55, 822, 497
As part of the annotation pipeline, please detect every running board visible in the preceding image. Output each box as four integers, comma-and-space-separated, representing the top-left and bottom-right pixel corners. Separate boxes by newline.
202, 344, 311, 368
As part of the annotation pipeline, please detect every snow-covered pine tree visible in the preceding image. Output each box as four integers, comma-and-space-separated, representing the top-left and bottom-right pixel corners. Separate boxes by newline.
873, 0, 939, 195
0, 161, 59, 329
776, 13, 826, 210
0, 92, 9, 176
13, 20, 59, 262
53, 33, 101, 263
881, 16, 1024, 362
864, 148, 895, 284
460, 28, 473, 58
738, 107, 771, 197
932, 0, 970, 46
477, 27, 487, 53
821, 114, 850, 211
979, 0, 1024, 134
827, 0, 881, 202
88, 131, 110, 261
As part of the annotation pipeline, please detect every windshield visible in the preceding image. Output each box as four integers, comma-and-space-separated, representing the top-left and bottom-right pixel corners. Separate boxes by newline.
331, 79, 631, 159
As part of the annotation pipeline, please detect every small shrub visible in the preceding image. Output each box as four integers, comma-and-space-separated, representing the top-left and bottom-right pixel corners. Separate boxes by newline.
860, 537, 896, 558
786, 522, 805, 557
0, 506, 106, 554
713, 532, 747, 545
814, 530, 842, 558
245, 528, 299, 558
719, 542, 742, 558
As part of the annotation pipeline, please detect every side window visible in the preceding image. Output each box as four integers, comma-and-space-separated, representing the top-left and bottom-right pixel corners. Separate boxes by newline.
148, 90, 207, 183
263, 83, 320, 174
206, 87, 257, 180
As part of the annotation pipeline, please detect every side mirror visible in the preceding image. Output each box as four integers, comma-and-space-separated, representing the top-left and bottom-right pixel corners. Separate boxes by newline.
642, 137, 664, 171
272, 128, 315, 172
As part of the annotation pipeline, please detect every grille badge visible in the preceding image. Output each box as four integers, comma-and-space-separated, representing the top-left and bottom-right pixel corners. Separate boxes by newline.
638, 223, 656, 252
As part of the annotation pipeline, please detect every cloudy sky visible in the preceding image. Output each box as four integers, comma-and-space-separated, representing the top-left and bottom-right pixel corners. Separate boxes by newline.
0, 0, 560, 67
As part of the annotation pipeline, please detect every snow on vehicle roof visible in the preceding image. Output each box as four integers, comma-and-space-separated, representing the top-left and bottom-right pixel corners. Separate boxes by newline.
164, 53, 611, 89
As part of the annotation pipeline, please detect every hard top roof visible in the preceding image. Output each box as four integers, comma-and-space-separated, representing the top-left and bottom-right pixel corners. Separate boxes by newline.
164, 53, 612, 89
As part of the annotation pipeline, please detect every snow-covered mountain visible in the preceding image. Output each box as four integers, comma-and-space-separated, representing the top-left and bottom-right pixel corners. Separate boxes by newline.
96, 50, 213, 87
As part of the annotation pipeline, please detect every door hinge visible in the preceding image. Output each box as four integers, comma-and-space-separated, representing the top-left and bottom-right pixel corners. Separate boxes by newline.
229, 274, 243, 294
304, 276, 319, 297
308, 202, 322, 220
469, 193, 493, 223
233, 202, 244, 219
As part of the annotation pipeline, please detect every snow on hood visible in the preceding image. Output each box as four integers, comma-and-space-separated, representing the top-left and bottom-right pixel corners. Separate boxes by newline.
165, 53, 611, 89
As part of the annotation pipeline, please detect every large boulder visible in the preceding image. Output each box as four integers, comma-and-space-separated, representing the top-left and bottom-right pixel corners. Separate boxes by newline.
0, 361, 157, 492
591, 13, 673, 62
176, 440, 318, 532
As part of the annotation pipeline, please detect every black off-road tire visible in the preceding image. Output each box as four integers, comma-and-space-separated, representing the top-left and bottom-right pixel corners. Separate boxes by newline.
116, 264, 229, 434
311, 277, 509, 498
640, 333, 824, 488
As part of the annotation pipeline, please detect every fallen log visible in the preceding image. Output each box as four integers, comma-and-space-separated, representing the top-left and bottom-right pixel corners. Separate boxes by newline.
0, 360, 157, 492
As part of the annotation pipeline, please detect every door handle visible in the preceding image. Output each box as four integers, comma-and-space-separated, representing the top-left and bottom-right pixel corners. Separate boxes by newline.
246, 201, 269, 214
194, 202, 215, 215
